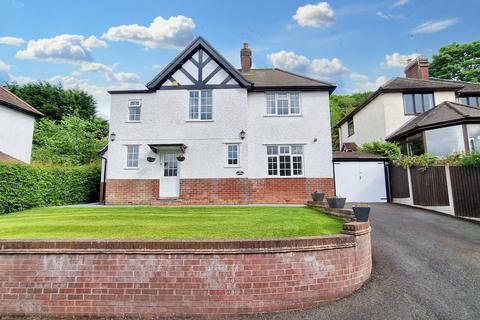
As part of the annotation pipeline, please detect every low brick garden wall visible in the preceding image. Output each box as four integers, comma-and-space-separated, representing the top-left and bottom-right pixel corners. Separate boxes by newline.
0, 222, 371, 318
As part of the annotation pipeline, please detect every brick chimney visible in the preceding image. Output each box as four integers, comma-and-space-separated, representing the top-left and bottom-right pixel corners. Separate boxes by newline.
404, 56, 430, 80
240, 43, 252, 73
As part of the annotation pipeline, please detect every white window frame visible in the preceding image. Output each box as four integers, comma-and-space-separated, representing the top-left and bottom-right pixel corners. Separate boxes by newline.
125, 145, 140, 169
127, 100, 142, 122
265, 92, 302, 116
187, 90, 213, 121
266, 145, 304, 177
225, 143, 240, 167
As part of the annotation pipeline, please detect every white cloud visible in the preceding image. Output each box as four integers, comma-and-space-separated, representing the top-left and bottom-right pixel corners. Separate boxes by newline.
267, 50, 349, 79
103, 15, 195, 49
380, 52, 420, 69
79, 62, 139, 83
354, 76, 387, 92
0, 36, 25, 46
393, 0, 409, 7
310, 58, 348, 77
411, 18, 458, 34
267, 51, 310, 71
0, 59, 11, 72
293, 2, 335, 28
16, 34, 107, 63
349, 72, 369, 81
376, 11, 405, 20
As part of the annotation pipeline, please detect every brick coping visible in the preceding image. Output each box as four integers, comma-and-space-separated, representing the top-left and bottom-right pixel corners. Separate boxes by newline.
0, 222, 369, 255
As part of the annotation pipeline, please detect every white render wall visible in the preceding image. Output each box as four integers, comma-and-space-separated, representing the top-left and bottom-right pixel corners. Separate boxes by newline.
0, 104, 35, 163
107, 89, 333, 180
247, 91, 333, 178
340, 94, 386, 147
339, 90, 458, 147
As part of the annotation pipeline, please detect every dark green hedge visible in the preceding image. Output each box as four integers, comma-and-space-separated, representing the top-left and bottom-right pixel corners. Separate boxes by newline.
0, 163, 100, 214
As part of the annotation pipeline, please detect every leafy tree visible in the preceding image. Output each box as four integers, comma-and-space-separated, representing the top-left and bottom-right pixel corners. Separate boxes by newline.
330, 92, 372, 150
430, 40, 480, 82
32, 115, 107, 165
6, 81, 97, 120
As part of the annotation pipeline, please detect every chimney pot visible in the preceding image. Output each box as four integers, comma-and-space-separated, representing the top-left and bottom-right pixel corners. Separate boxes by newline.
240, 42, 252, 73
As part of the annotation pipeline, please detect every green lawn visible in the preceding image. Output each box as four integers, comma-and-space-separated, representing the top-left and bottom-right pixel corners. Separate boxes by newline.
0, 206, 343, 240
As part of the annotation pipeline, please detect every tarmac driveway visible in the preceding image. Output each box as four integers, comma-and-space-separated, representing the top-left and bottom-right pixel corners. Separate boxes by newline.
234, 203, 480, 320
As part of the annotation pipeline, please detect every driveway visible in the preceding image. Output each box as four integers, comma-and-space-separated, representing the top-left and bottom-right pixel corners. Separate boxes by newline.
234, 203, 480, 320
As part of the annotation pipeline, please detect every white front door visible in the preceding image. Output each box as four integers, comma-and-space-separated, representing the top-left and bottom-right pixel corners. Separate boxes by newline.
334, 161, 387, 203
160, 153, 179, 198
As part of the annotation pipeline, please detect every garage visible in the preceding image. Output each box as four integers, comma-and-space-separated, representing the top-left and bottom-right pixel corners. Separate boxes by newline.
333, 152, 389, 203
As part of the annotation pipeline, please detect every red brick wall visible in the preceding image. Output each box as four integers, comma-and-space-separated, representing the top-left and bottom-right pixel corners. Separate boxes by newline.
0, 223, 371, 318
106, 179, 159, 205
106, 178, 334, 205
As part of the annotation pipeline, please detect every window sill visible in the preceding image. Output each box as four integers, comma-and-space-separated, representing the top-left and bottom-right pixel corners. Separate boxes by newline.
225, 165, 241, 168
126, 121, 142, 123
124, 167, 139, 170
263, 114, 303, 118
185, 120, 214, 122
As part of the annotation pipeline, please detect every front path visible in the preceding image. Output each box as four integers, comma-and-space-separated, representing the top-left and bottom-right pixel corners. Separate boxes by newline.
237, 203, 480, 320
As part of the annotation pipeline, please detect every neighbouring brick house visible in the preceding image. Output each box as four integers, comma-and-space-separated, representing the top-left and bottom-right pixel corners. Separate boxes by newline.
101, 36, 336, 205
336, 56, 480, 157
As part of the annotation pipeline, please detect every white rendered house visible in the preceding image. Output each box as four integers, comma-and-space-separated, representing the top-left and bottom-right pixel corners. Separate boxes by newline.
336, 57, 480, 154
0, 86, 42, 163
101, 37, 336, 205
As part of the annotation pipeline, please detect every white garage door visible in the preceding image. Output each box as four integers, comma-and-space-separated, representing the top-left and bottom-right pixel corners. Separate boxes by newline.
334, 161, 387, 203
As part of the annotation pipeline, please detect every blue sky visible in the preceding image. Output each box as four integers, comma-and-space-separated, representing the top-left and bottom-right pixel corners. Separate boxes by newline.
0, 0, 478, 118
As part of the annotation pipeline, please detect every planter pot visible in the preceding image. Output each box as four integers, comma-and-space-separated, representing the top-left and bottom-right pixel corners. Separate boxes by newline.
327, 198, 346, 209
311, 192, 325, 202
352, 206, 370, 222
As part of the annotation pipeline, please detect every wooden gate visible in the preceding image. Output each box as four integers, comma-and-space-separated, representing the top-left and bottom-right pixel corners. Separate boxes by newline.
449, 166, 480, 218
389, 166, 410, 198
410, 166, 449, 206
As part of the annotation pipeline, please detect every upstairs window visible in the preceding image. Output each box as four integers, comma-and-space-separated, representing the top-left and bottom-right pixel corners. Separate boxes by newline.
348, 119, 354, 137
226, 144, 240, 167
126, 145, 139, 168
458, 96, 480, 107
266, 92, 301, 116
267, 145, 303, 177
403, 93, 434, 115
189, 90, 212, 120
128, 100, 141, 121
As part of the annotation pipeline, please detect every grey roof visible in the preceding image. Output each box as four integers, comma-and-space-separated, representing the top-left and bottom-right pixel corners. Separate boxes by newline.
0, 86, 43, 117
240, 68, 336, 92
335, 77, 480, 127
386, 101, 480, 141
333, 151, 387, 161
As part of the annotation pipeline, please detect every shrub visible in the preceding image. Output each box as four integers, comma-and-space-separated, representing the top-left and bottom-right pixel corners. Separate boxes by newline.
0, 163, 100, 214
392, 153, 440, 170
359, 141, 401, 160
458, 152, 480, 167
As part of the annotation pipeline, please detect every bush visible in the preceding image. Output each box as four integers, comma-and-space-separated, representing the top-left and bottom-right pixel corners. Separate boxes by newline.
458, 152, 480, 167
0, 163, 100, 214
359, 141, 401, 159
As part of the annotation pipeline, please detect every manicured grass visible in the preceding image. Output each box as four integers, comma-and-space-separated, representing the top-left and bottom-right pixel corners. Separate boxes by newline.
0, 206, 343, 240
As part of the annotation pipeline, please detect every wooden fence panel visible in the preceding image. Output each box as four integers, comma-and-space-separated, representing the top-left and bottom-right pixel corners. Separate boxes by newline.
449, 166, 480, 218
389, 166, 410, 198
410, 166, 449, 206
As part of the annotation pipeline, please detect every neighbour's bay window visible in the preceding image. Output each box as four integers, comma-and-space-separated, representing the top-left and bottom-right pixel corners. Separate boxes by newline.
128, 100, 141, 121
403, 92, 434, 115
126, 145, 139, 168
266, 92, 301, 116
267, 145, 303, 176
189, 90, 212, 120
